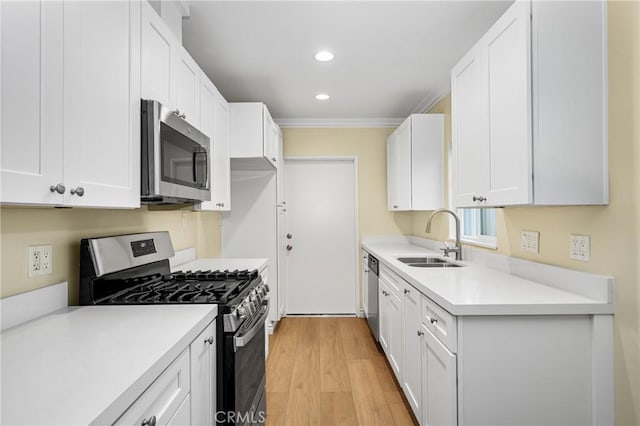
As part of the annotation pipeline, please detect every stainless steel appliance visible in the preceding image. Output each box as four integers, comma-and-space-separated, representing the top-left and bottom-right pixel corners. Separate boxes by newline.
79, 232, 268, 426
367, 254, 379, 341
141, 100, 211, 204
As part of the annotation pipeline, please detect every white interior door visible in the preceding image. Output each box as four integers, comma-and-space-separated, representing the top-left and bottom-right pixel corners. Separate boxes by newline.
285, 158, 357, 315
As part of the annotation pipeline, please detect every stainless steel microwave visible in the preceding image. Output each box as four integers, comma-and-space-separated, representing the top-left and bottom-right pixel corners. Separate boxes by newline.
141, 100, 211, 204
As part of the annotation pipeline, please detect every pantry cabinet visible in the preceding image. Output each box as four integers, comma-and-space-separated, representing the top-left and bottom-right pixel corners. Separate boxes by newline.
229, 103, 280, 169
1, 0, 141, 208
451, 0, 607, 207
387, 114, 444, 211
197, 73, 231, 211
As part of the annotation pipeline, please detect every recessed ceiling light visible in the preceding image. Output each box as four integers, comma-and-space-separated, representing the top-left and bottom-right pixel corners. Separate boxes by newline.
315, 93, 330, 101
314, 51, 335, 62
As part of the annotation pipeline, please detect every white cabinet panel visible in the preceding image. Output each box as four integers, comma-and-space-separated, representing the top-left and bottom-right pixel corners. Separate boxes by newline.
141, 0, 173, 107
229, 102, 279, 169
174, 48, 200, 128
378, 279, 390, 354
115, 349, 191, 426
421, 325, 457, 426
402, 285, 422, 420
486, 0, 532, 205
167, 395, 191, 426
451, 48, 488, 208
63, 0, 140, 208
388, 290, 403, 380
387, 114, 444, 211
190, 321, 216, 426
1, 0, 64, 205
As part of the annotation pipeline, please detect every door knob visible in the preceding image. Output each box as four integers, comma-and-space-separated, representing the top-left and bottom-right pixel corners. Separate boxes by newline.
49, 183, 65, 194
70, 187, 85, 197
286, 245, 293, 251
286, 234, 292, 239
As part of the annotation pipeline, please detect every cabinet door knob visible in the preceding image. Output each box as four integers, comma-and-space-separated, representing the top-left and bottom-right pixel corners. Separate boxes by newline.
430, 317, 438, 324
204, 336, 214, 345
472, 195, 486, 202
272, 157, 277, 162
50, 183, 66, 194
180, 113, 186, 119
417, 330, 424, 336
286, 244, 293, 251
286, 233, 292, 239
141, 416, 157, 426
404, 289, 410, 294
393, 205, 398, 209
70, 187, 85, 197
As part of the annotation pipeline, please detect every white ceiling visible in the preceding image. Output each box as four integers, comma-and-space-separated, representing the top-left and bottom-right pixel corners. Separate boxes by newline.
182, 1, 512, 121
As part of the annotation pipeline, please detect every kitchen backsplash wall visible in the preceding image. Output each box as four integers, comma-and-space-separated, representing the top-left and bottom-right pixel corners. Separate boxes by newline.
409, 3, 639, 424
0, 206, 221, 304
282, 127, 413, 237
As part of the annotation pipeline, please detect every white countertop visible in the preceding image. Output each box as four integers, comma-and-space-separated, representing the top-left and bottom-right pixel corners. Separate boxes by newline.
173, 257, 268, 273
1, 304, 217, 426
363, 241, 613, 316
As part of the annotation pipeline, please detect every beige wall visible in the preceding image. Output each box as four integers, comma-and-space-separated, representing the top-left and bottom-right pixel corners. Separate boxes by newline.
410, 3, 640, 424
0, 206, 221, 304
282, 127, 413, 237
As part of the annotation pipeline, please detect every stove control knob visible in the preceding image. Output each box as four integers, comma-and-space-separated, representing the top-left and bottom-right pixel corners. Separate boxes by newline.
237, 306, 247, 319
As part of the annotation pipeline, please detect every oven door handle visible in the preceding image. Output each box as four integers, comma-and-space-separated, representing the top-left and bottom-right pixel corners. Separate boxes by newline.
234, 300, 270, 352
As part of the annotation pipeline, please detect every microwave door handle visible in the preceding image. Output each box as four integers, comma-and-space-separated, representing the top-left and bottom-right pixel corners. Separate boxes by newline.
193, 151, 208, 188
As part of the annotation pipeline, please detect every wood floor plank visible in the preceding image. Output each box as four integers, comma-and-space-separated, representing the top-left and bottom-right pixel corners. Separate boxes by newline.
320, 318, 352, 392
267, 318, 301, 392
339, 318, 380, 360
320, 392, 359, 426
285, 318, 322, 425
266, 317, 414, 426
347, 359, 396, 425
385, 391, 419, 426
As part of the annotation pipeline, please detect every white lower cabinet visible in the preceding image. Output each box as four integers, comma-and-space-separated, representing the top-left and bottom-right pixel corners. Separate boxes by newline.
115, 319, 216, 426
115, 349, 191, 426
421, 323, 457, 426
402, 283, 423, 419
190, 321, 216, 426
379, 266, 404, 381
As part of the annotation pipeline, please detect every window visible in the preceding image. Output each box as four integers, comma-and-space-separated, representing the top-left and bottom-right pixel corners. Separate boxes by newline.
456, 208, 497, 248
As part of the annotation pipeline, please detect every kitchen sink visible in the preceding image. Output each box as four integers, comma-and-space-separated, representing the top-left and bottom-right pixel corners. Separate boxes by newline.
396, 256, 463, 268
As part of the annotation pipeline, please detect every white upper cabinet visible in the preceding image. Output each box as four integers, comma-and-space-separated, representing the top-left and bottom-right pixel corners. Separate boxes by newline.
173, 47, 200, 128
387, 114, 444, 211
229, 102, 280, 169
63, 0, 141, 208
1, 0, 140, 208
141, 0, 173, 107
198, 73, 231, 211
1, 0, 64, 205
452, 0, 608, 207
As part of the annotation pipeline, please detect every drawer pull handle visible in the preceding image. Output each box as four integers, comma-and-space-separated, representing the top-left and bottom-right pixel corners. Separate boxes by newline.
430, 317, 438, 324
141, 416, 157, 426
205, 336, 214, 345
472, 195, 486, 202
404, 289, 410, 294
417, 330, 424, 336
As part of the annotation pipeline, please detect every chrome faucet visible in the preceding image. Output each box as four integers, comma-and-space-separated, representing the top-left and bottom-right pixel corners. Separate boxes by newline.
425, 209, 463, 261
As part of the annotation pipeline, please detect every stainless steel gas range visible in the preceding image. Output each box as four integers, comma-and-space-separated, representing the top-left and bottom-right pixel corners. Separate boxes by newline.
79, 232, 268, 426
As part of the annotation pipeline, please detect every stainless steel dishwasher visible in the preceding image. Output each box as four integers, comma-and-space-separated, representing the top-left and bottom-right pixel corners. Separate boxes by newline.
367, 255, 379, 341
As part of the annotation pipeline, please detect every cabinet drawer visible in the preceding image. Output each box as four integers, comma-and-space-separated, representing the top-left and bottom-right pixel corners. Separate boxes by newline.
115, 349, 190, 426
422, 295, 457, 353
379, 265, 402, 299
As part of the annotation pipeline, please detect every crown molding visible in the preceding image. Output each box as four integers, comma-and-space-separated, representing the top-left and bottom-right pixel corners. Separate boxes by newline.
274, 118, 404, 128
412, 84, 451, 114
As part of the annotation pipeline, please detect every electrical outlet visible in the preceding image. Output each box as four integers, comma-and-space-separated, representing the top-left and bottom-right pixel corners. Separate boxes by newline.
28, 245, 52, 277
520, 230, 539, 253
570, 234, 590, 262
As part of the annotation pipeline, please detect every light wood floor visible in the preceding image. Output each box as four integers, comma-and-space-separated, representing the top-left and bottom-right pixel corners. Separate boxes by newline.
266, 317, 418, 426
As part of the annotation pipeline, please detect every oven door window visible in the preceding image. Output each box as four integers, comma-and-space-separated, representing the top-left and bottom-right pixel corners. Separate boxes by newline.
161, 122, 207, 189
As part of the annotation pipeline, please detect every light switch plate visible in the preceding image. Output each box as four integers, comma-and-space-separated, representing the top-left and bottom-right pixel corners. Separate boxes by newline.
520, 230, 539, 253
28, 245, 53, 277
570, 234, 590, 261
